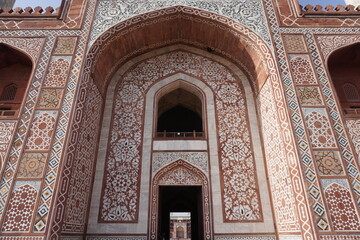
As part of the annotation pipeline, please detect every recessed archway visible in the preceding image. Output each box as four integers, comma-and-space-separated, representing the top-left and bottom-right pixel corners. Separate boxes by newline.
0, 43, 32, 118
151, 160, 210, 240
52, 5, 312, 240
328, 42, 360, 116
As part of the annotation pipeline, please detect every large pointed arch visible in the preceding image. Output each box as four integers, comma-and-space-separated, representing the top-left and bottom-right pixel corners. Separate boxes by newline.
51, 5, 316, 240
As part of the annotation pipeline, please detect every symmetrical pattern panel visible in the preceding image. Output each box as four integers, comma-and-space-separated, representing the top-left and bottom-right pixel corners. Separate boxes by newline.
314, 151, 345, 176
303, 109, 337, 149
345, 119, 360, 164
289, 55, 318, 85
322, 179, 360, 231
259, 79, 300, 232
25, 111, 58, 151
297, 86, 324, 106
2, 183, 39, 232
61, 81, 102, 233
283, 35, 307, 53
0, 121, 16, 172
17, 153, 48, 179
43, 57, 71, 87
53, 37, 78, 55
152, 152, 208, 174
100, 51, 261, 222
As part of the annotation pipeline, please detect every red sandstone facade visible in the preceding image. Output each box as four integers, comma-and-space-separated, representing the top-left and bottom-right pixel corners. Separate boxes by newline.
0, 1, 360, 240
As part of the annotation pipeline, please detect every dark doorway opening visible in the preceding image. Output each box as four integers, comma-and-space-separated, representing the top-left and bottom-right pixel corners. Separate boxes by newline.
158, 186, 203, 240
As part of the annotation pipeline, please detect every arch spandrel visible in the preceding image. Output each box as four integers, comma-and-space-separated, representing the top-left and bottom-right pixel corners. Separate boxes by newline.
90, 2, 271, 47
87, 6, 274, 96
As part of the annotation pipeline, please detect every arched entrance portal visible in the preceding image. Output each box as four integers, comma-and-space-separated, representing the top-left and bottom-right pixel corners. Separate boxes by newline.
151, 160, 211, 240
50, 5, 314, 240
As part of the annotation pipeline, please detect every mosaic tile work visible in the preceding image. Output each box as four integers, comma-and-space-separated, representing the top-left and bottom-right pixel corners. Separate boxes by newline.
0, 121, 16, 171
61, 81, 102, 233
37, 89, 64, 109
100, 51, 261, 222
50, 1, 99, 236
305, 33, 360, 207
259, 79, 300, 232
283, 35, 307, 53
1, 182, 40, 232
53, 37, 78, 55
91, 0, 271, 46
297, 86, 324, 106
289, 55, 318, 85
314, 151, 344, 176
264, 0, 329, 234
17, 153, 48, 179
34, 52, 80, 232
345, 119, 360, 164
43, 57, 72, 87
320, 235, 360, 240
215, 236, 275, 240
302, 108, 337, 149
0, 37, 51, 233
152, 152, 208, 174
322, 179, 360, 230
25, 111, 58, 151
0, 121, 16, 151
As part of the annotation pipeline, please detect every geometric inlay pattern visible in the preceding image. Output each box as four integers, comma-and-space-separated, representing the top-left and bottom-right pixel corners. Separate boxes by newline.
37, 89, 63, 109
297, 86, 324, 106
25, 111, 58, 150
0, 121, 16, 151
314, 151, 344, 176
53, 37, 77, 55
304, 32, 360, 215
322, 180, 360, 230
59, 80, 102, 233
283, 35, 307, 53
259, 79, 300, 231
345, 119, 360, 165
289, 55, 318, 85
152, 152, 208, 174
157, 165, 202, 185
215, 237, 276, 240
100, 51, 261, 222
320, 235, 360, 240
1, 184, 38, 232
17, 153, 48, 178
43, 57, 71, 87
303, 109, 337, 149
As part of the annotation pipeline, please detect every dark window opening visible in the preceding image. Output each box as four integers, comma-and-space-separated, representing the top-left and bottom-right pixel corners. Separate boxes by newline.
0, 84, 17, 101
0, 44, 32, 118
156, 88, 204, 139
328, 43, 360, 117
